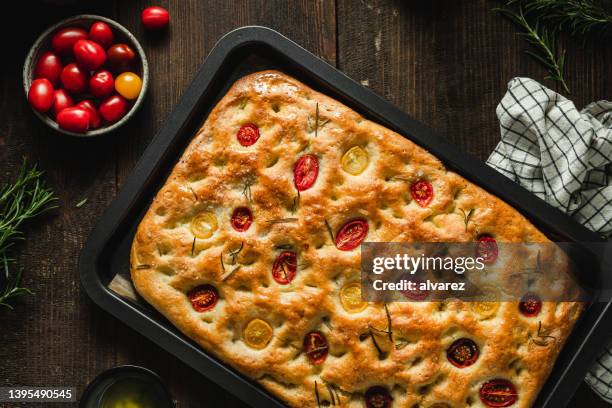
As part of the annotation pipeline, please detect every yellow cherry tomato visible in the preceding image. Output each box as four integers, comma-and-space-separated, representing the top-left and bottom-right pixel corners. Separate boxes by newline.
244, 318, 273, 349
340, 282, 367, 313
190, 212, 218, 239
470, 301, 500, 320
115, 72, 142, 100
341, 146, 369, 175
470, 286, 501, 320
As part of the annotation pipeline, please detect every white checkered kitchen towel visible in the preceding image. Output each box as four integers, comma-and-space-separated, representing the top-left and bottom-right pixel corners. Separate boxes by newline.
486, 77, 612, 401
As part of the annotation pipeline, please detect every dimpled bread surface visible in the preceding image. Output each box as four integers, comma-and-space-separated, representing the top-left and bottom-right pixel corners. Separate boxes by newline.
130, 70, 582, 408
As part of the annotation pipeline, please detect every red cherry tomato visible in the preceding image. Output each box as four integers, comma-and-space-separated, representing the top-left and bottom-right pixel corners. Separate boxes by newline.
56, 107, 90, 133
447, 338, 479, 368
52, 89, 74, 117
271, 251, 297, 285
89, 70, 115, 99
365, 386, 392, 408
519, 292, 542, 317
99, 95, 128, 123
51, 27, 88, 55
88, 21, 114, 48
60, 63, 89, 94
293, 154, 319, 191
476, 235, 499, 264
187, 284, 218, 312
303, 331, 328, 365
76, 100, 101, 129
231, 207, 253, 232
399, 276, 429, 301
141, 6, 170, 30
411, 179, 434, 207
28, 79, 54, 112
236, 123, 260, 146
73, 39, 106, 70
335, 219, 368, 251
479, 379, 518, 407
33, 51, 62, 85
107, 43, 137, 73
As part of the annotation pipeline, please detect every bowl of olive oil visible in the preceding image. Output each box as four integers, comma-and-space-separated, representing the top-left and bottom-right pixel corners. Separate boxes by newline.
80, 365, 174, 408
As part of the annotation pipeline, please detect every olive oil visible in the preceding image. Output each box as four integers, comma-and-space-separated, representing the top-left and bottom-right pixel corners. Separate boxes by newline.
100, 377, 167, 408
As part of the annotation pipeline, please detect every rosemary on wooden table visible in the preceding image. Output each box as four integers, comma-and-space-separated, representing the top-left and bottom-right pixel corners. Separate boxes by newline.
0, 160, 57, 310
510, 0, 612, 35
496, 4, 571, 93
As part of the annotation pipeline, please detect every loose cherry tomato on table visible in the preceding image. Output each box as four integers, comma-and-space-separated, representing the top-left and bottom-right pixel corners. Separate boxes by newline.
89, 70, 115, 99
52, 89, 74, 117
88, 21, 114, 48
56, 107, 90, 133
107, 43, 137, 73
141, 6, 170, 30
33, 51, 62, 85
51, 27, 88, 55
76, 100, 101, 129
60, 63, 89, 94
115, 72, 142, 100
73, 39, 107, 70
28, 79, 54, 112
99, 95, 128, 123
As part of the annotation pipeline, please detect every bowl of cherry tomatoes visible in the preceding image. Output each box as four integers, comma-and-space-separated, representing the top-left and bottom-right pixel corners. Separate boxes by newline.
23, 15, 149, 137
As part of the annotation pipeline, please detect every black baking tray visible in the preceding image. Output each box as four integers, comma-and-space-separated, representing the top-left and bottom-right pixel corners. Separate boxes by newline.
80, 26, 611, 408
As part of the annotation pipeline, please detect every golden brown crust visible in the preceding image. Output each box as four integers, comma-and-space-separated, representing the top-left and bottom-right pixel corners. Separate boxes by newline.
130, 70, 582, 408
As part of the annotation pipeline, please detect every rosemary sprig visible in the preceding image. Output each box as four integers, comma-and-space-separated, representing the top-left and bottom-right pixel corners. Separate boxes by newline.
531, 321, 558, 346
227, 242, 244, 265
511, 0, 612, 35
75, 198, 88, 208
267, 218, 298, 224
384, 304, 393, 342
368, 325, 388, 360
290, 191, 300, 213
324, 219, 335, 243
309, 103, 330, 137
242, 176, 254, 203
496, 5, 571, 93
189, 187, 198, 201
221, 265, 241, 282
0, 160, 57, 310
0, 264, 32, 310
459, 208, 475, 232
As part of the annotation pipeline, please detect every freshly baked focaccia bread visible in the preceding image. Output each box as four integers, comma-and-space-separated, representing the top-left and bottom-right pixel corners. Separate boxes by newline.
131, 70, 583, 408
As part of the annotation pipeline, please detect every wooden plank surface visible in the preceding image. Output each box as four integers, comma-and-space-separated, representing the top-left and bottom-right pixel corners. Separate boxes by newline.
0, 0, 610, 407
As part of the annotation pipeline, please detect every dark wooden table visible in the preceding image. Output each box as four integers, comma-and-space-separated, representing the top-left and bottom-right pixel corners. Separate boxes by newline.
1, 1, 611, 407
